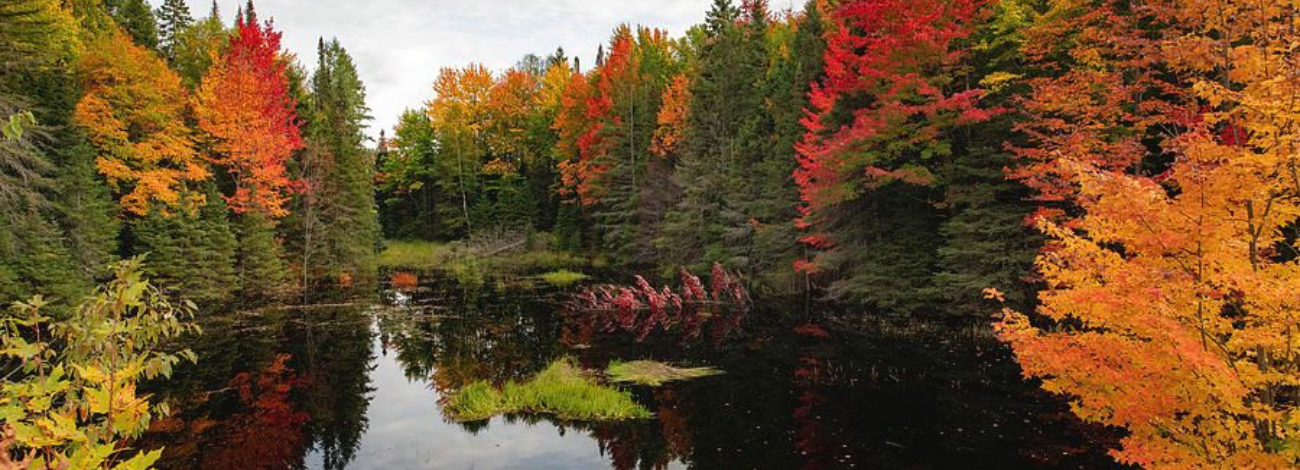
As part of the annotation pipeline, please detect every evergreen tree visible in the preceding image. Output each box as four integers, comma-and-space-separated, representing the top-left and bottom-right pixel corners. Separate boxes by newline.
235, 210, 289, 300
155, 0, 193, 61
130, 185, 238, 307
736, 1, 825, 293
931, 0, 1042, 315
171, 5, 228, 87
376, 110, 449, 240
297, 38, 379, 279
107, 0, 158, 49
0, 0, 101, 306
658, 0, 766, 272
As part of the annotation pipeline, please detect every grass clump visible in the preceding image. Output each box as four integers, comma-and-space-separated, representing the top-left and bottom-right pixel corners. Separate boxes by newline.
377, 239, 590, 275
538, 269, 590, 287
376, 240, 454, 270
445, 358, 651, 422
606, 360, 722, 386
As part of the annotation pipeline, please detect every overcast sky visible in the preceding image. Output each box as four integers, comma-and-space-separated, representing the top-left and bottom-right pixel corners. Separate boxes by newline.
150, 0, 769, 140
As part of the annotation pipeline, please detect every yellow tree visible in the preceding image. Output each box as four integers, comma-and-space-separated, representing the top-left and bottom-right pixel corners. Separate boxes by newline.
995, 1, 1300, 468
426, 64, 494, 232
74, 31, 208, 216
484, 68, 540, 174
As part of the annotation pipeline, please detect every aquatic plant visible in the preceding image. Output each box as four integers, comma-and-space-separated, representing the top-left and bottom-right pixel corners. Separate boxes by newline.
605, 360, 721, 386
564, 263, 750, 343
538, 269, 589, 288
444, 359, 650, 422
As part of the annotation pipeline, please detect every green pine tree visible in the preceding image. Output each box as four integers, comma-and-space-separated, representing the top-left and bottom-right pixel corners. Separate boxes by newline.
130, 186, 238, 307
170, 3, 228, 87
658, 0, 767, 273
294, 38, 379, 280
107, 0, 158, 49
154, 0, 193, 61
236, 210, 288, 300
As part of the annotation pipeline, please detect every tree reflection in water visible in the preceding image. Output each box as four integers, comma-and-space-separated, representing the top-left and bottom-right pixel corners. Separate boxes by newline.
136, 271, 1121, 470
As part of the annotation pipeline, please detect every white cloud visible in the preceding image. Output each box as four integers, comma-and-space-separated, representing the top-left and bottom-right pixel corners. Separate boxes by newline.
154, 0, 725, 140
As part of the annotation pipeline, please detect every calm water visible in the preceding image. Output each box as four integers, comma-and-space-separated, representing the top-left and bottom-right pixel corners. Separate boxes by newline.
137, 272, 1121, 469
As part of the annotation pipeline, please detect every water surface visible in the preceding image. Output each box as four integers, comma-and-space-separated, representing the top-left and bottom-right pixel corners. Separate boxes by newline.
138, 273, 1120, 469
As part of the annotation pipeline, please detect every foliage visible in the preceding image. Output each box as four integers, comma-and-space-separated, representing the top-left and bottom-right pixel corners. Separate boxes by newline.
0, 258, 198, 470
564, 264, 750, 343
995, 0, 1300, 468
194, 11, 301, 218
74, 31, 208, 216
444, 359, 651, 422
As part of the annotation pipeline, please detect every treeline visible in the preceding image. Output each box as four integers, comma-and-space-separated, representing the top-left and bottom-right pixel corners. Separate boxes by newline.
1, 0, 378, 308
381, 1, 1300, 465
378, 0, 1038, 314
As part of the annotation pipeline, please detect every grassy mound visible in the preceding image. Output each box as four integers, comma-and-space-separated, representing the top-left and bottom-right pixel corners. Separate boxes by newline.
606, 360, 722, 386
538, 269, 589, 287
446, 359, 651, 422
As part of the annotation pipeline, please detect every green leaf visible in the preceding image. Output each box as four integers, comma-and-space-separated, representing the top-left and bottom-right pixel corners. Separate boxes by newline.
112, 448, 163, 470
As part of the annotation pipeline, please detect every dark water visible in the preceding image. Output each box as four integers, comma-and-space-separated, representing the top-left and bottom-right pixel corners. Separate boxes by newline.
137, 272, 1121, 469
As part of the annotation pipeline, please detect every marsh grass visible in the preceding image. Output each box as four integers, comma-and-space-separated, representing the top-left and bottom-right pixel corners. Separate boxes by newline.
446, 359, 651, 422
538, 269, 590, 287
377, 240, 591, 277
606, 360, 722, 386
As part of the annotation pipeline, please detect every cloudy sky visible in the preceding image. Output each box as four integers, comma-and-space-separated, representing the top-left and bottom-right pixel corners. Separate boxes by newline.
150, 0, 782, 140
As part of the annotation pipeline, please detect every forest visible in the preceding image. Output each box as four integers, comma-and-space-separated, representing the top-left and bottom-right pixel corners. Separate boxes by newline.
1, 0, 1298, 469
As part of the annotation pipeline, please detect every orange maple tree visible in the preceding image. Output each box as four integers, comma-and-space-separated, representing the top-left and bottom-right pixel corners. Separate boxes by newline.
553, 66, 595, 204
193, 11, 302, 217
994, 1, 1300, 468
74, 31, 210, 216
649, 73, 690, 158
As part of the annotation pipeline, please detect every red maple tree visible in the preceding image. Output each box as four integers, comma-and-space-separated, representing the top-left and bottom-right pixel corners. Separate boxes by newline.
194, 11, 303, 217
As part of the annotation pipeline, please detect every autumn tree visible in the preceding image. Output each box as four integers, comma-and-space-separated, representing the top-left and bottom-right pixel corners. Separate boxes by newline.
194, 5, 300, 298
995, 0, 1300, 468
553, 25, 685, 261
195, 9, 301, 217
75, 30, 209, 216
793, 0, 993, 311
426, 64, 494, 236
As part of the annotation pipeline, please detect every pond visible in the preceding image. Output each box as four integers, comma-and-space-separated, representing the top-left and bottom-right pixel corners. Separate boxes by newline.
136, 271, 1121, 469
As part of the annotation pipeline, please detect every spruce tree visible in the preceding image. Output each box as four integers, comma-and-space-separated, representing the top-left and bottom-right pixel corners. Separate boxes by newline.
155, 0, 193, 62
297, 38, 379, 279
107, 0, 158, 49
235, 210, 288, 300
0, 0, 103, 306
658, 0, 766, 273
931, 0, 1042, 315
736, 1, 824, 293
130, 186, 238, 307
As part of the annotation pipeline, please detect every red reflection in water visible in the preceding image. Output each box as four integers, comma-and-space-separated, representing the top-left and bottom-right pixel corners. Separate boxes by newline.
563, 263, 750, 345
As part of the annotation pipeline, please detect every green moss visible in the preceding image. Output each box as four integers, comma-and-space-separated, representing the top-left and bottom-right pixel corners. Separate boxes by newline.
445, 359, 651, 422
538, 269, 590, 287
606, 360, 723, 386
